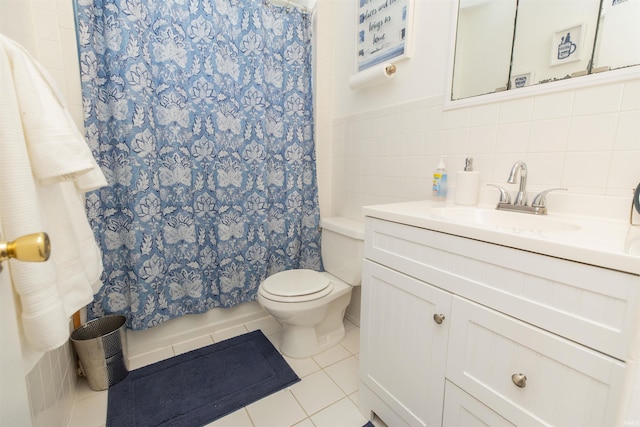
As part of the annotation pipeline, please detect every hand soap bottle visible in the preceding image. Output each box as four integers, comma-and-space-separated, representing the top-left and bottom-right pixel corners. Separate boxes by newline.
455, 157, 480, 206
432, 157, 448, 201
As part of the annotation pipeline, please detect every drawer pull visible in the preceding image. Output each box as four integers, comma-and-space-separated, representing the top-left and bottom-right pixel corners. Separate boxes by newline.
433, 313, 446, 324
511, 373, 527, 388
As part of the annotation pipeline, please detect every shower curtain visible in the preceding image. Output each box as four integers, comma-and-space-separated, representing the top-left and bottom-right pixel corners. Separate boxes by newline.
75, 0, 322, 329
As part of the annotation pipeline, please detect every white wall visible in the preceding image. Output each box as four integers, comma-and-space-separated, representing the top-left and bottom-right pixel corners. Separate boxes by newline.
316, 0, 640, 221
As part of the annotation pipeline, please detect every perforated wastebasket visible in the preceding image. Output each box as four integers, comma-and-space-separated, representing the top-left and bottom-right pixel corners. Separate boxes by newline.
70, 315, 128, 391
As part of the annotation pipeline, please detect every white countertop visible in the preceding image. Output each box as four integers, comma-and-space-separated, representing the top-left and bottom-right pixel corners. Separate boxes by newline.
363, 200, 640, 275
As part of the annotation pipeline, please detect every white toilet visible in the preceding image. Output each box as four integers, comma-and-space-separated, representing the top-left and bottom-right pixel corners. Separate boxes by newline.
257, 217, 364, 358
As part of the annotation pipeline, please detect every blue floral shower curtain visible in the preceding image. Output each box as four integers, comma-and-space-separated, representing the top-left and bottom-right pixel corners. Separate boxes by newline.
75, 0, 322, 329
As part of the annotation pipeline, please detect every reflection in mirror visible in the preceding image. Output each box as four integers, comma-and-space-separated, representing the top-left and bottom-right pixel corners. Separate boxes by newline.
452, 0, 516, 100
511, 0, 601, 86
450, 0, 640, 103
594, 0, 640, 71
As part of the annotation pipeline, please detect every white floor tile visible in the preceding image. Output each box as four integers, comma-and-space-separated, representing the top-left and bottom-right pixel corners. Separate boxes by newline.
284, 355, 322, 378
312, 343, 351, 368
310, 397, 368, 427
324, 356, 360, 395
341, 327, 360, 355
293, 419, 316, 427
290, 370, 346, 416
205, 408, 253, 427
246, 389, 307, 427
68, 389, 107, 427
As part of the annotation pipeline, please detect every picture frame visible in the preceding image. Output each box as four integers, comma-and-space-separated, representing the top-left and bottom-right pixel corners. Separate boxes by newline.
356, 0, 414, 72
550, 23, 585, 66
510, 71, 534, 89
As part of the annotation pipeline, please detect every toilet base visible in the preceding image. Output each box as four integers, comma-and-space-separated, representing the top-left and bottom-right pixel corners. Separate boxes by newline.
280, 322, 346, 359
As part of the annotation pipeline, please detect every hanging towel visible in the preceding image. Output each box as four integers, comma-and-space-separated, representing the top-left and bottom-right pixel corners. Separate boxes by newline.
0, 34, 108, 352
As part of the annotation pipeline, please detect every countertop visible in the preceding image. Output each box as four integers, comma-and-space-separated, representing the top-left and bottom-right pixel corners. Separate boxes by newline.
363, 200, 640, 275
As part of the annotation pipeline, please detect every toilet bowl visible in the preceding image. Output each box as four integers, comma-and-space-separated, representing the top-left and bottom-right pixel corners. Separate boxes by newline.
257, 217, 364, 358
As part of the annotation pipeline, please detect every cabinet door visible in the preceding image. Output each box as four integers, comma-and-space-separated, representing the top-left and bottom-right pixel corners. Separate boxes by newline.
447, 297, 626, 427
360, 260, 452, 427
443, 381, 515, 427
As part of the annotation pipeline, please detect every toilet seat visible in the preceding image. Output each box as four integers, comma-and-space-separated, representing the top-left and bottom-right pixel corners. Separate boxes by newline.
260, 269, 333, 302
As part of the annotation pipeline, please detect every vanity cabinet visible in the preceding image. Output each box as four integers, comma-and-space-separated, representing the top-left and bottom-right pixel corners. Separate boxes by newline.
359, 217, 638, 427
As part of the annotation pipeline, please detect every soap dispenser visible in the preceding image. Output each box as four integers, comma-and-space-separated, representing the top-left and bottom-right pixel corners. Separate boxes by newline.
432, 157, 448, 201
455, 157, 480, 206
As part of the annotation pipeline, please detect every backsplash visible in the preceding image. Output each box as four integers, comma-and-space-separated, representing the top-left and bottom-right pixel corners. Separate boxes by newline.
330, 79, 640, 221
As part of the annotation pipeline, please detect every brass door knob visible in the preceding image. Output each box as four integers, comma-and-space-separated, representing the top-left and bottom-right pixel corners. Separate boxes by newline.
0, 232, 51, 263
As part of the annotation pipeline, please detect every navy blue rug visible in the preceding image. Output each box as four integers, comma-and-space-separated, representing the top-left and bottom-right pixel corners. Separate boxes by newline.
106, 330, 300, 426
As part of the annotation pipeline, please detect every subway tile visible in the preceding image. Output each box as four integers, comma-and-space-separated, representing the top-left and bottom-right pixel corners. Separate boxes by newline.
469, 103, 499, 127
567, 114, 618, 151
33, 9, 60, 42
573, 83, 624, 116
607, 150, 640, 195
467, 125, 497, 154
615, 110, 640, 150
35, 39, 64, 69
621, 79, 640, 111
528, 118, 570, 153
498, 98, 533, 124
532, 91, 573, 120
562, 151, 611, 191
496, 122, 530, 153
444, 108, 470, 129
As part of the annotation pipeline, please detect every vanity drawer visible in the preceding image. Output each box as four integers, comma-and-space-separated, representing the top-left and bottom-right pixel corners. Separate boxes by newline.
364, 217, 639, 360
446, 297, 625, 427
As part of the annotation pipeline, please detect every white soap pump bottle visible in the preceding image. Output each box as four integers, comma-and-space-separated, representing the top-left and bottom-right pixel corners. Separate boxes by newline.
432, 157, 448, 201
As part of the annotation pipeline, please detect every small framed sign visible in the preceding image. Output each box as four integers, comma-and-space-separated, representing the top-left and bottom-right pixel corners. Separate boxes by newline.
550, 23, 585, 66
357, 0, 413, 72
510, 71, 534, 89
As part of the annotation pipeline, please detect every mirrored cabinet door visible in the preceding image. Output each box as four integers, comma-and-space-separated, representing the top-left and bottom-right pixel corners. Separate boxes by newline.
450, 0, 640, 103
452, 0, 517, 100
511, 0, 601, 86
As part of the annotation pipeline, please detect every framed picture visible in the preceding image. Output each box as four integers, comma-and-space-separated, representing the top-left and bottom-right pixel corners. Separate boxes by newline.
510, 71, 534, 89
356, 0, 413, 72
550, 23, 585, 66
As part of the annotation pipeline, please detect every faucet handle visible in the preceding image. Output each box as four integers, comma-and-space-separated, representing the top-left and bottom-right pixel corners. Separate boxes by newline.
531, 188, 567, 207
487, 184, 512, 204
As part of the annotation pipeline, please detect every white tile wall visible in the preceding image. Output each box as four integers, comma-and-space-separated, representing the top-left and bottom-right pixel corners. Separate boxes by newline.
331, 79, 640, 220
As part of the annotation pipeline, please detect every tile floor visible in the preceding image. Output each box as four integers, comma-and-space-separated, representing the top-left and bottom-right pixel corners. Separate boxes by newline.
68, 315, 370, 427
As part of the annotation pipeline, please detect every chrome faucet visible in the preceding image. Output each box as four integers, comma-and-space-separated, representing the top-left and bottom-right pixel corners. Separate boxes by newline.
507, 160, 528, 205
488, 161, 567, 215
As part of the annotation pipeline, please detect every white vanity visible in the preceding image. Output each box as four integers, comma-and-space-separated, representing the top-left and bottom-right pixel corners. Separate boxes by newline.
358, 200, 640, 427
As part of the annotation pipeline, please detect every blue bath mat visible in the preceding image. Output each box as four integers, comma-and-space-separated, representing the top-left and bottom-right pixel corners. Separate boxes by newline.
106, 330, 300, 426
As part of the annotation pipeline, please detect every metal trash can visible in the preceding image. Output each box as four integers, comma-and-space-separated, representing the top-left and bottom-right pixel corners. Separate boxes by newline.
70, 315, 129, 391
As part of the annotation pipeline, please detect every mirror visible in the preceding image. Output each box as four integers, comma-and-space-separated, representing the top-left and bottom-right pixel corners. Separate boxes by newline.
451, 0, 640, 102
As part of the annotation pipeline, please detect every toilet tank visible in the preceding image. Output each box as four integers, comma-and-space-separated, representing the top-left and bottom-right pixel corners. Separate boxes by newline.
320, 217, 365, 286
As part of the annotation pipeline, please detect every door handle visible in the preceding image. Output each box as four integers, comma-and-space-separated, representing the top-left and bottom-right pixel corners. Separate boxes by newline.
0, 232, 51, 272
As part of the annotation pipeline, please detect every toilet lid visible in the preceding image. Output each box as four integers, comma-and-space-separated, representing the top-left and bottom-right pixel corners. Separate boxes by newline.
262, 269, 331, 297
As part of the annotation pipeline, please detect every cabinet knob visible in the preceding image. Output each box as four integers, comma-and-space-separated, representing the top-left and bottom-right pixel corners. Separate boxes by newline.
511, 373, 527, 388
433, 313, 445, 324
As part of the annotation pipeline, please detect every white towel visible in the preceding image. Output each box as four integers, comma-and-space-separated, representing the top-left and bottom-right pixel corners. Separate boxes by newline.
0, 34, 108, 352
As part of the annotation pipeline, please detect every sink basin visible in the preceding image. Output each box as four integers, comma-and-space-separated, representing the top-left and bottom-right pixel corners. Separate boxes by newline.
430, 207, 581, 232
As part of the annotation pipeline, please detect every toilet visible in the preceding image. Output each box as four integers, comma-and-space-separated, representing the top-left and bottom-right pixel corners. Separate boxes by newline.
257, 217, 364, 358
